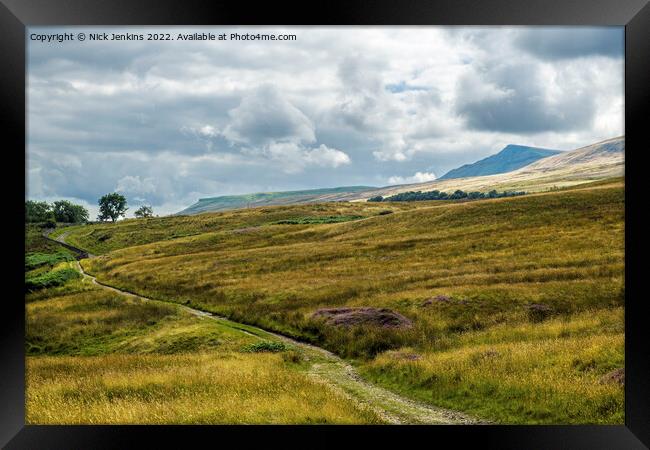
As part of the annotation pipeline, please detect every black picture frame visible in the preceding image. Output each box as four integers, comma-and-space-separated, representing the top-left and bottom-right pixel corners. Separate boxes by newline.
2, 1, 648, 448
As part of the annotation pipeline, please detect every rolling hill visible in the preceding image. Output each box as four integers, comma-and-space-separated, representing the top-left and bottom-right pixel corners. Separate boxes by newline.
438, 145, 561, 180
355, 136, 624, 200
177, 136, 624, 215
54, 180, 624, 424
178, 186, 376, 215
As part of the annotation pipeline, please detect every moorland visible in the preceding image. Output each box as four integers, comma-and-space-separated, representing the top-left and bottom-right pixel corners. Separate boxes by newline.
26, 177, 625, 424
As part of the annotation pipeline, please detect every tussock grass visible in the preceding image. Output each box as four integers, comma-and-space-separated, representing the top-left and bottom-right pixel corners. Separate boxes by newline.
273, 215, 364, 225
242, 341, 289, 352
83, 185, 623, 356
27, 287, 177, 355
26, 272, 381, 423
363, 309, 624, 424
54, 202, 413, 254
27, 353, 382, 424
25, 224, 72, 254
41, 181, 624, 423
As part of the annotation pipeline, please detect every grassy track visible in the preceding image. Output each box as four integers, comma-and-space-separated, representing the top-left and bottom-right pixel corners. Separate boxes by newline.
26, 274, 385, 424
27, 255, 476, 424
37, 180, 625, 423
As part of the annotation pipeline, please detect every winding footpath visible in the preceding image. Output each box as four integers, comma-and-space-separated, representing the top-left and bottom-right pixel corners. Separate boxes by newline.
43, 230, 480, 425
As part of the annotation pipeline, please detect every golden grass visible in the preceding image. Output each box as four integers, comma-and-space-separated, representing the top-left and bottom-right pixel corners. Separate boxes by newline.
38, 181, 625, 423
27, 353, 382, 424
53, 201, 416, 255
83, 185, 623, 341
26, 274, 383, 424
365, 309, 624, 424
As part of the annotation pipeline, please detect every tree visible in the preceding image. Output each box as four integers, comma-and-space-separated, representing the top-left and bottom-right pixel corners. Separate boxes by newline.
450, 189, 468, 200
98, 193, 128, 222
53, 200, 89, 223
134, 205, 154, 218
25, 200, 52, 223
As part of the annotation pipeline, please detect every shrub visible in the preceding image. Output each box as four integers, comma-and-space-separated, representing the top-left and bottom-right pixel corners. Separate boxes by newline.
378, 189, 526, 202
41, 219, 57, 229
282, 350, 303, 363
242, 341, 288, 353
526, 303, 554, 323
272, 216, 363, 225
25, 268, 81, 292
25, 252, 74, 271
320, 324, 415, 359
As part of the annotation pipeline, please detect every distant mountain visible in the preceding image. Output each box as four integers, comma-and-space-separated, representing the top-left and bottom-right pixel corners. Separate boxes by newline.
178, 186, 376, 215
178, 137, 624, 215
438, 145, 562, 180
517, 137, 623, 172
355, 137, 624, 199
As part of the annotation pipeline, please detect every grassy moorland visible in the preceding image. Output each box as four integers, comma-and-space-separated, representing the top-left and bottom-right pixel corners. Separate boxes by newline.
363, 308, 623, 424
51, 202, 415, 255
28, 352, 383, 424
59, 179, 625, 424
25, 231, 383, 424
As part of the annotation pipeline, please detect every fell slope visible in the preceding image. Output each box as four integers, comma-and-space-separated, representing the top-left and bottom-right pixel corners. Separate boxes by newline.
438, 145, 561, 180
176, 137, 623, 214
356, 137, 624, 200
71, 181, 623, 423
52, 202, 416, 255
178, 186, 376, 215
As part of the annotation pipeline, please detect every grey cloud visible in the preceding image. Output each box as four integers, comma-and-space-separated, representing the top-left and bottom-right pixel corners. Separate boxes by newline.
29, 76, 240, 155
455, 63, 595, 133
516, 28, 623, 60
222, 85, 316, 146
26, 26, 623, 215
334, 55, 399, 134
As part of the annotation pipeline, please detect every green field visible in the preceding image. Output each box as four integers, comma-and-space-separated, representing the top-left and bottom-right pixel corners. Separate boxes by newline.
25, 276, 383, 425
52, 202, 416, 255
179, 185, 377, 215
25, 229, 383, 424
44, 179, 625, 424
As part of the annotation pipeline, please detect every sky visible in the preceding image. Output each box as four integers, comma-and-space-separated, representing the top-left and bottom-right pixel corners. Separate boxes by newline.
27, 26, 624, 217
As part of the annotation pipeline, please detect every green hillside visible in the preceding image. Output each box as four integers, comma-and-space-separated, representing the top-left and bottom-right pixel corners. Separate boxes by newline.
58, 179, 624, 424
439, 145, 561, 180
356, 137, 624, 200
178, 186, 376, 215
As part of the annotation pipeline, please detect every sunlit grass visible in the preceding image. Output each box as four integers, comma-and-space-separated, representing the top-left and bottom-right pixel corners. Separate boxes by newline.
26, 273, 382, 424
82, 184, 624, 358
27, 353, 382, 424
53, 202, 415, 254
363, 309, 624, 424
37, 180, 625, 423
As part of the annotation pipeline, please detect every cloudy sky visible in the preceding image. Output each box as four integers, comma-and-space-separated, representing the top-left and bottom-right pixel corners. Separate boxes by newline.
27, 26, 624, 217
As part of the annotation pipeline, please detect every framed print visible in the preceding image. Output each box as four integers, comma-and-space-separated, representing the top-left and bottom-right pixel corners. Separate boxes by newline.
2, 0, 649, 448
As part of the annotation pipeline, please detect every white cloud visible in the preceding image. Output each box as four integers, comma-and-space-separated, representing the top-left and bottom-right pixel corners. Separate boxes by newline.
388, 171, 437, 185
304, 144, 351, 168
198, 125, 217, 138
262, 142, 350, 174
116, 175, 157, 195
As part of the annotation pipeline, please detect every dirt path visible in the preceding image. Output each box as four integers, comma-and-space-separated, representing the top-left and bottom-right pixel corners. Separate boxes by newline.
48, 231, 480, 424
